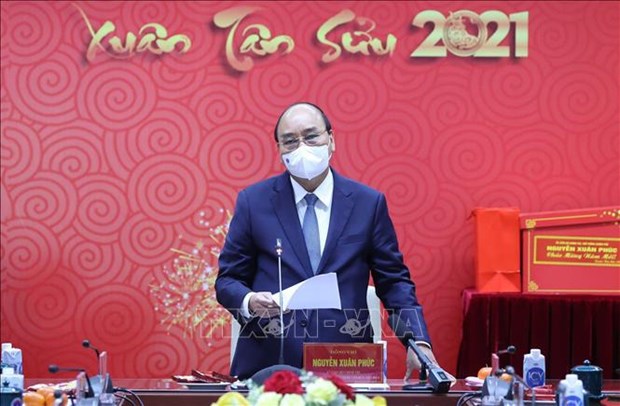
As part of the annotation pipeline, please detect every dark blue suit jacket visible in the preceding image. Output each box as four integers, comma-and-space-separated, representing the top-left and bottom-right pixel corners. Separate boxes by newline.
216, 169, 430, 379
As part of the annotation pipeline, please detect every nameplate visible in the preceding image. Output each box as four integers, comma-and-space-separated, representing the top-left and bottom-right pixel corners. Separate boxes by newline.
303, 343, 384, 383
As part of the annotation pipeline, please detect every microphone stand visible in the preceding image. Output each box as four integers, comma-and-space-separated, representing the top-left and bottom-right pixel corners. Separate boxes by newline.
388, 314, 451, 393
249, 239, 301, 385
276, 238, 285, 365
81, 339, 102, 395
505, 365, 535, 406
82, 339, 112, 397
403, 359, 431, 391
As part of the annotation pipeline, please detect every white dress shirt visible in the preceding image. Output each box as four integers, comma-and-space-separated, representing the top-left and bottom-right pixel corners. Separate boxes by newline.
290, 169, 333, 255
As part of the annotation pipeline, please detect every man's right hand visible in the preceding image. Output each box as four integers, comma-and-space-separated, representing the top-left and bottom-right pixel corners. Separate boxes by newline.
248, 292, 280, 318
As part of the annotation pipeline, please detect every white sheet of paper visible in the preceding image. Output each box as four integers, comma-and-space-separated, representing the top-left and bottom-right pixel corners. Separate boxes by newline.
271, 273, 341, 310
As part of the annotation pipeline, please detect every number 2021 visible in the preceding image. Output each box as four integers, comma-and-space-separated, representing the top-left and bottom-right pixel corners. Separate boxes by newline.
410, 10, 529, 58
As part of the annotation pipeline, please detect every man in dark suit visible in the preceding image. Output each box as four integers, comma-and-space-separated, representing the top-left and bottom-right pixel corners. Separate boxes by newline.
216, 102, 440, 380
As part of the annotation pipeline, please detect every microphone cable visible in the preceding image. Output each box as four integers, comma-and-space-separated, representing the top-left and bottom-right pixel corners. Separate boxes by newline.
456, 390, 482, 406
114, 387, 145, 406
114, 392, 137, 406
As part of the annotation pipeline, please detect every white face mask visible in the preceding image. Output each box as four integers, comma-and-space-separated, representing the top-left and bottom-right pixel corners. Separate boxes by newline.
282, 143, 331, 180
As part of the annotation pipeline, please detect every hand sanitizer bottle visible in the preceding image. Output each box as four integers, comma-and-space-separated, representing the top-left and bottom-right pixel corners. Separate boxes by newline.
524, 348, 545, 387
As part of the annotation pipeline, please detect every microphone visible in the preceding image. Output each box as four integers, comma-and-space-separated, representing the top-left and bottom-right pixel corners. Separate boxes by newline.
388, 314, 452, 393
276, 238, 285, 365
492, 345, 516, 374
82, 339, 101, 360
249, 239, 302, 385
49, 364, 95, 398
498, 345, 516, 355
82, 340, 114, 397
275, 238, 283, 256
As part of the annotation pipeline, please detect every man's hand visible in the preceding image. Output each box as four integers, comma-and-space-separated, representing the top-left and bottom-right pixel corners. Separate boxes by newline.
405, 346, 456, 385
248, 292, 280, 318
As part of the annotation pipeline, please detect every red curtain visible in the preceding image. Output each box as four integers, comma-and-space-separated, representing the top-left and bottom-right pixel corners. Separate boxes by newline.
457, 289, 620, 379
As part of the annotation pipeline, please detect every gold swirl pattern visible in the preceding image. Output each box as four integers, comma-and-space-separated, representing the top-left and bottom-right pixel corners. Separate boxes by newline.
6, 1, 62, 65
74, 284, 156, 353
76, 63, 157, 131
120, 332, 200, 377
6, 272, 82, 348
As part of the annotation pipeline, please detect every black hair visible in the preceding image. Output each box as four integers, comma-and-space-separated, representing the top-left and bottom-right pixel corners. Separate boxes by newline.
273, 102, 332, 142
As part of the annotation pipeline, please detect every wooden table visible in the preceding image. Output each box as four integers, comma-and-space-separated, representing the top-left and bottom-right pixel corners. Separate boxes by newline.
93, 379, 620, 406
25, 378, 620, 405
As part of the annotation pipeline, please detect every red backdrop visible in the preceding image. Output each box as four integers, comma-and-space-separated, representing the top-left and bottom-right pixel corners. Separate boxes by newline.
1, 1, 619, 379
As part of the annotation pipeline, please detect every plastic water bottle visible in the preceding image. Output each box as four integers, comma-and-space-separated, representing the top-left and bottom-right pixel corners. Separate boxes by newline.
0, 380, 22, 406
557, 374, 584, 406
1, 344, 22, 375
523, 348, 545, 388
0, 367, 23, 391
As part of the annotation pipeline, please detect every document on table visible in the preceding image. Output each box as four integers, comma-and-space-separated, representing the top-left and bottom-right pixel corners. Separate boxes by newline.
272, 273, 341, 310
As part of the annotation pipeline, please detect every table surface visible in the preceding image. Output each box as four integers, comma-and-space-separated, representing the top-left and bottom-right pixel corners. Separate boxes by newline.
25, 378, 620, 406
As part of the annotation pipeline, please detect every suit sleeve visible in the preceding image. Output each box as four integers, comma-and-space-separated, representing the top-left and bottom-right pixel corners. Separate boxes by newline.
369, 193, 432, 344
215, 189, 257, 323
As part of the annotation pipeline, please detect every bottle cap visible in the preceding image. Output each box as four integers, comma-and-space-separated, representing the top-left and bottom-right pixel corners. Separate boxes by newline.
566, 374, 578, 383
530, 349, 541, 357
2, 367, 14, 374
1, 343, 12, 351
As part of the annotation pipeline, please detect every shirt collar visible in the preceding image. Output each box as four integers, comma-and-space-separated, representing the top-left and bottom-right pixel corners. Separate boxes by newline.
290, 169, 334, 208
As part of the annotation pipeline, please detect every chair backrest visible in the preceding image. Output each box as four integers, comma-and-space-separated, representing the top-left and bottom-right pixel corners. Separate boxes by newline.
366, 285, 382, 343
231, 316, 240, 365
230, 285, 383, 365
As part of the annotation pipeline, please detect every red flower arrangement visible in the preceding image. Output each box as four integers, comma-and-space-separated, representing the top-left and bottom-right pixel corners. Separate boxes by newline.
213, 369, 386, 406
327, 374, 355, 401
264, 371, 304, 395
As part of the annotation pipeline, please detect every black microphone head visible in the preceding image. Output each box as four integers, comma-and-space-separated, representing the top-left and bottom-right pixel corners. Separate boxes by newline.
497, 345, 517, 355
82, 339, 100, 358
48, 364, 59, 373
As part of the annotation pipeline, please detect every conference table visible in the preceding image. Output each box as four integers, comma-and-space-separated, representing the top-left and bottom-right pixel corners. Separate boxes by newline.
117, 379, 467, 406
26, 378, 620, 406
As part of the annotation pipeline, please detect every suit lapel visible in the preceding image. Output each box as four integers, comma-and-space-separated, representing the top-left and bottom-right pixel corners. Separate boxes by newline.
271, 173, 314, 279
317, 171, 354, 274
